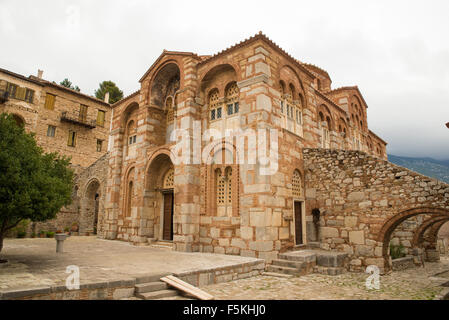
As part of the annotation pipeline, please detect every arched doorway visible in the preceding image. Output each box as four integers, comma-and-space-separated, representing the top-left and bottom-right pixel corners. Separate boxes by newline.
82, 179, 101, 235
146, 152, 175, 241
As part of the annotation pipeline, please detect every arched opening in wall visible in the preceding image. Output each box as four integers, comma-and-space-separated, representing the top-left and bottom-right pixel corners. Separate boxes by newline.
292, 169, 304, 245
146, 153, 175, 241
12, 114, 24, 127
377, 208, 449, 271
199, 64, 237, 124
150, 63, 180, 141
83, 179, 101, 235
121, 102, 139, 157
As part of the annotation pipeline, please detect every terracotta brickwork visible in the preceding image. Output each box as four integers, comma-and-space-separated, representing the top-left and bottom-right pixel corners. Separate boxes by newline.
103, 33, 389, 263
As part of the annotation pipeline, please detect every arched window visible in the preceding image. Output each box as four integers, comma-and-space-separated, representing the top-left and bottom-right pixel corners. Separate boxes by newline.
127, 120, 137, 145
292, 170, 302, 198
127, 181, 133, 217
279, 81, 286, 114
216, 168, 225, 206
166, 96, 174, 124
209, 89, 221, 121
215, 166, 233, 216
225, 82, 239, 116
163, 168, 174, 189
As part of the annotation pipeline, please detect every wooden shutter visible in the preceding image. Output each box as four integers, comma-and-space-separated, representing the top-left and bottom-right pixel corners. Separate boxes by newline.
96, 110, 105, 126
16, 87, 26, 100
45, 94, 55, 110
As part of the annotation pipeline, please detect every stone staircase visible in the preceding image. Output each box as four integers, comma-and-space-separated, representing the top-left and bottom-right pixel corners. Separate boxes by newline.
267, 249, 348, 277
133, 274, 195, 300
148, 240, 174, 250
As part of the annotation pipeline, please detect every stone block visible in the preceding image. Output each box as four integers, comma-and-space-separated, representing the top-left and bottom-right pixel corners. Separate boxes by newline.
349, 231, 365, 245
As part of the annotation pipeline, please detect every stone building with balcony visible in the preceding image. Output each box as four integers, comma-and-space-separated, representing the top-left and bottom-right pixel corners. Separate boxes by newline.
0, 67, 112, 236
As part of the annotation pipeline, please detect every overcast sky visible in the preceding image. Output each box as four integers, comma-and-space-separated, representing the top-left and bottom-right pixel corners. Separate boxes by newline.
1, 0, 448, 159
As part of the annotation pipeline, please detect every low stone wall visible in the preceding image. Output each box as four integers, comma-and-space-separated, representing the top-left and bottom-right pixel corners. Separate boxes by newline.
0, 279, 135, 300
0, 259, 265, 300
176, 259, 265, 287
391, 257, 416, 271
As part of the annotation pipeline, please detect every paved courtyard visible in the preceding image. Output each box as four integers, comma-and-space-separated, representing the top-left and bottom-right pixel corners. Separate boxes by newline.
0, 236, 260, 291
203, 256, 449, 300
1, 236, 448, 300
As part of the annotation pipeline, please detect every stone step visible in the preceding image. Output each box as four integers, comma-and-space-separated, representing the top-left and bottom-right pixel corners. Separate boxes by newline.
279, 250, 317, 263
135, 281, 168, 294
136, 289, 179, 300
272, 259, 306, 269
314, 250, 348, 268
266, 265, 301, 276
313, 266, 346, 276
262, 272, 294, 278
135, 273, 171, 284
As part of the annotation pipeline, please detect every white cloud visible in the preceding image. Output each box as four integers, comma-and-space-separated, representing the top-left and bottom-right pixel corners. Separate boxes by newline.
1, 0, 448, 158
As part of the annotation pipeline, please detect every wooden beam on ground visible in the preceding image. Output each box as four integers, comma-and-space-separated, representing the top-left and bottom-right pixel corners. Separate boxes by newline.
160, 275, 214, 300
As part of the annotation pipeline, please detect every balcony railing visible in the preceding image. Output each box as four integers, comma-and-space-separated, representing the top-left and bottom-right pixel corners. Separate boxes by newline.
61, 111, 96, 129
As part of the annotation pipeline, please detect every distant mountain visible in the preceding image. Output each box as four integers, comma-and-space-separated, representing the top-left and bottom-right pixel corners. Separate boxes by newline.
388, 154, 449, 184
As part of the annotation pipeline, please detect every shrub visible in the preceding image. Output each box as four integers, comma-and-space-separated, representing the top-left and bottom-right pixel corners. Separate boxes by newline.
46, 231, 55, 238
390, 243, 406, 260
17, 231, 26, 238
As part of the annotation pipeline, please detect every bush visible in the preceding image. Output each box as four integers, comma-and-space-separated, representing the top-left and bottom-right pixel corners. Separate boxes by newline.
46, 231, 55, 238
390, 243, 406, 260
17, 231, 26, 238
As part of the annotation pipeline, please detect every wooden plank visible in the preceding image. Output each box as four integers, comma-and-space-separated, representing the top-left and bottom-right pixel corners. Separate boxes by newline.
160, 275, 214, 300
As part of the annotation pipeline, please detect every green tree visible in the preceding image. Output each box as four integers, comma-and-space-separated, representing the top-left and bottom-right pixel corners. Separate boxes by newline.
0, 113, 74, 254
59, 78, 80, 92
95, 81, 123, 104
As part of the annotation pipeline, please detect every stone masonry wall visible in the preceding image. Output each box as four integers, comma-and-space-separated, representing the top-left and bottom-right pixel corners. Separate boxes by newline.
303, 148, 449, 272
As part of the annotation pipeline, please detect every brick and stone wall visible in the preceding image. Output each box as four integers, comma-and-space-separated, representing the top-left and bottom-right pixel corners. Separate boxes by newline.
303, 148, 449, 272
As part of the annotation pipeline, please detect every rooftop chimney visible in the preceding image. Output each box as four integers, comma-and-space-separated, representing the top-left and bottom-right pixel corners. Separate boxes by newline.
104, 92, 110, 104
37, 69, 43, 79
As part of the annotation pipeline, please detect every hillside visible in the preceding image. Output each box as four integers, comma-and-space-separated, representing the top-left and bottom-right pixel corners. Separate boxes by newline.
388, 155, 449, 184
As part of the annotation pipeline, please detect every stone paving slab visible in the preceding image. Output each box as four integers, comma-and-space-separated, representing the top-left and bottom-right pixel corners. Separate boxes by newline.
0, 237, 262, 291
202, 256, 449, 300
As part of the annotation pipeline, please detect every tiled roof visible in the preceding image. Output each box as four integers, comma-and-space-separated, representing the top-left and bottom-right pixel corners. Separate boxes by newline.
196, 32, 315, 79
112, 89, 140, 108
301, 63, 331, 80
324, 86, 369, 109
0, 67, 110, 107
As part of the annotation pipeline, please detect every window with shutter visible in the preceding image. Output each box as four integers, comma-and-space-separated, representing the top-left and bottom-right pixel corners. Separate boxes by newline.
44, 93, 56, 110
96, 110, 105, 126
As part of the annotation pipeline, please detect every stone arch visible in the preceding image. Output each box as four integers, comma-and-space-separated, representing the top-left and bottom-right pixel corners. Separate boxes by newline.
80, 178, 101, 234
145, 151, 175, 240
148, 62, 181, 108
317, 104, 334, 130
412, 215, 449, 247
198, 62, 240, 96
204, 140, 240, 218
377, 207, 449, 270
11, 113, 25, 127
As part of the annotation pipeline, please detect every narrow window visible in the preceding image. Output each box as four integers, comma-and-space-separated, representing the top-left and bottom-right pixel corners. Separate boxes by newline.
216, 169, 225, 206
216, 107, 222, 119
47, 125, 56, 137
227, 104, 234, 116
67, 130, 76, 147
234, 102, 239, 114
6, 83, 17, 98
96, 139, 103, 152
127, 181, 133, 217
96, 110, 105, 126
79, 105, 88, 122
25, 89, 34, 103
280, 100, 284, 113
210, 109, 216, 121
44, 93, 56, 110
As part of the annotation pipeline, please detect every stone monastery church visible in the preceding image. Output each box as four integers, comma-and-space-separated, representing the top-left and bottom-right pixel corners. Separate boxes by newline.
2, 32, 448, 273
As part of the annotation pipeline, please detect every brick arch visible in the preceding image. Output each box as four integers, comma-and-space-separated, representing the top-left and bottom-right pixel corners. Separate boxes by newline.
278, 64, 308, 109
412, 215, 449, 248
198, 63, 240, 98
144, 147, 176, 190
120, 101, 139, 129
317, 104, 334, 130
377, 207, 449, 269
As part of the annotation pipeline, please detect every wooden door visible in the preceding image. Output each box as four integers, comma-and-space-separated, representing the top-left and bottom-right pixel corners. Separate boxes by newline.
294, 201, 303, 245
163, 192, 174, 240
